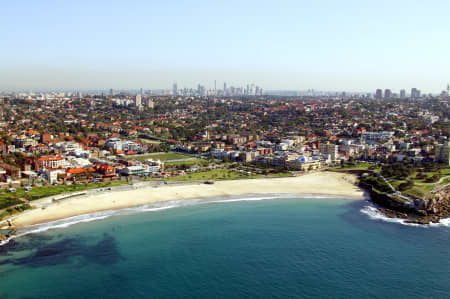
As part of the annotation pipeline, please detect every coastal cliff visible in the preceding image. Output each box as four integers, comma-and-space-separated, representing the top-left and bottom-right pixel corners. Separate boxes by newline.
360, 181, 450, 224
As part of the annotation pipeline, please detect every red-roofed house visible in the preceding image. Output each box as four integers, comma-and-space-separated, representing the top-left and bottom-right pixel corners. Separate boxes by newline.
95, 164, 116, 177
37, 156, 65, 169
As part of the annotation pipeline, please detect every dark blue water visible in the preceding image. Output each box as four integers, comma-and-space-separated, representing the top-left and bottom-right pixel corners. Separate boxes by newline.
0, 197, 449, 298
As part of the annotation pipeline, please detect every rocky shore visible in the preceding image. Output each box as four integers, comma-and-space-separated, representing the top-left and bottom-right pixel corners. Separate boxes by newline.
361, 182, 449, 225
0, 228, 16, 242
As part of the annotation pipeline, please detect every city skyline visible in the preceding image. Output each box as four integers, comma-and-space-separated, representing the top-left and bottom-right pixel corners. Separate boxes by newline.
1, 1, 450, 92
0, 1, 449, 297
2, 82, 447, 97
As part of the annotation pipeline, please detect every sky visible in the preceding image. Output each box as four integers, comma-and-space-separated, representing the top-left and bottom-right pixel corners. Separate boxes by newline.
1, 0, 449, 93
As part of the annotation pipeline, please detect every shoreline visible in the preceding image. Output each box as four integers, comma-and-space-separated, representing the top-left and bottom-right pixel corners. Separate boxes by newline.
6, 172, 364, 228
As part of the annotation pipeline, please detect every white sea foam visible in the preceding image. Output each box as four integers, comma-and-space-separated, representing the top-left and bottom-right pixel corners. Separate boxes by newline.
139, 206, 177, 212
0, 194, 363, 246
0, 212, 117, 246
212, 194, 344, 203
0, 204, 182, 246
360, 204, 450, 228
211, 196, 279, 203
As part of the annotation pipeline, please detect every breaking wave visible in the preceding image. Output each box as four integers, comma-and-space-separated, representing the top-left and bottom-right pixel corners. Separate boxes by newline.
0, 193, 357, 246
360, 204, 450, 228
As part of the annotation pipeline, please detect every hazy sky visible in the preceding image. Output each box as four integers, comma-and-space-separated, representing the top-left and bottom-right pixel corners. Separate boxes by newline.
1, 0, 449, 92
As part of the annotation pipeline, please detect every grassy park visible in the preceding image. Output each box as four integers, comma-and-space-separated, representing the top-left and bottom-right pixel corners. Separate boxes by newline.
0, 180, 128, 219
335, 161, 449, 200
126, 152, 192, 162
172, 168, 292, 181
331, 162, 380, 171
383, 166, 450, 199
147, 168, 293, 182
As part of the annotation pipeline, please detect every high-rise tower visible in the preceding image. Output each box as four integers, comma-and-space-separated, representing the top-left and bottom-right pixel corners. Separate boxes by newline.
375, 89, 382, 99
384, 89, 392, 99
411, 88, 420, 99
172, 82, 178, 96
135, 94, 142, 107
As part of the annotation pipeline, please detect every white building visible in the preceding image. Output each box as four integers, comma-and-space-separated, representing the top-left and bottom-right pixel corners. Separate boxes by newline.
319, 143, 338, 162
135, 94, 142, 107
121, 164, 150, 176
361, 131, 394, 142
38, 156, 66, 169
42, 169, 65, 184
67, 157, 92, 168
105, 138, 142, 152
143, 159, 164, 173
435, 142, 450, 165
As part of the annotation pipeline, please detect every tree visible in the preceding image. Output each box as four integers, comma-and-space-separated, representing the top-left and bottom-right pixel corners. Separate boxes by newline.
398, 180, 414, 191
425, 174, 439, 183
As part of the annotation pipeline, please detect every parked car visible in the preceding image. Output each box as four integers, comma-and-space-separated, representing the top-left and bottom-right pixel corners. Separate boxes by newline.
8, 188, 16, 193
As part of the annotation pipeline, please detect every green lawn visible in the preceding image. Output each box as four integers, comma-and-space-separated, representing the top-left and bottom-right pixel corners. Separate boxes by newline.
147, 169, 292, 182
0, 196, 22, 209
165, 159, 208, 167
403, 187, 427, 199
332, 162, 379, 171
413, 170, 449, 184
167, 169, 261, 181
427, 168, 450, 177
384, 166, 450, 199
126, 152, 191, 161
0, 204, 31, 220
265, 172, 293, 178
0, 180, 128, 210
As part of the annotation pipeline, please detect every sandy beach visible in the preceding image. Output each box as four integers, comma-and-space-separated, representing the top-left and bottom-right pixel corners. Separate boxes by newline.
9, 171, 363, 228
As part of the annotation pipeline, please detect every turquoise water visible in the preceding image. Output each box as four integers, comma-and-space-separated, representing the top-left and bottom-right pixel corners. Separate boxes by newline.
0, 196, 449, 298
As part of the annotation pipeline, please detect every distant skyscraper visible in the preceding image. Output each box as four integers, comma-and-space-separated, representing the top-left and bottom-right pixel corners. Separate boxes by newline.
400, 89, 406, 98
375, 89, 383, 99
140, 88, 143, 96
223, 82, 227, 93
200, 85, 206, 97
411, 88, 420, 99
135, 94, 142, 107
172, 82, 178, 96
109, 88, 114, 96
145, 98, 154, 109
384, 89, 392, 99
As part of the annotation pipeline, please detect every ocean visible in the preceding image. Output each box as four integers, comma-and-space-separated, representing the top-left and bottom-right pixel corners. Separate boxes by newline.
0, 195, 449, 298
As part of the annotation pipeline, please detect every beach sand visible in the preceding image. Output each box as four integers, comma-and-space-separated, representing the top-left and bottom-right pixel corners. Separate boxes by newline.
11, 171, 363, 228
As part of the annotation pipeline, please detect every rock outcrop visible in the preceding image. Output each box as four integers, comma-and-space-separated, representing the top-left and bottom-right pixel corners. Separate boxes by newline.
0, 228, 16, 242
361, 182, 449, 225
